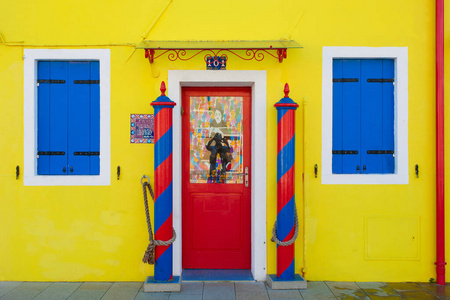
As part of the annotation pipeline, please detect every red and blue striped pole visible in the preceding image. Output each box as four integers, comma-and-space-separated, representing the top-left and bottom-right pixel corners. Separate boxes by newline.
151, 81, 176, 281
274, 83, 298, 280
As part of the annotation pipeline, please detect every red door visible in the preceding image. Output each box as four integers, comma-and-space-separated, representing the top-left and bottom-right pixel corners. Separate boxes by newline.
182, 87, 251, 269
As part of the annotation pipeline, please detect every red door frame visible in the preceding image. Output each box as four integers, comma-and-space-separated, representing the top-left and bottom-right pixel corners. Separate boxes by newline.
181, 86, 252, 269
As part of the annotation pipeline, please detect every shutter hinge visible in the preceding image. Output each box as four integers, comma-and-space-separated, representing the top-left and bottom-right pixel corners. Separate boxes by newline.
180, 106, 184, 115
333, 78, 359, 83
367, 78, 394, 83
37, 79, 65, 84
332, 150, 358, 154
74, 80, 100, 84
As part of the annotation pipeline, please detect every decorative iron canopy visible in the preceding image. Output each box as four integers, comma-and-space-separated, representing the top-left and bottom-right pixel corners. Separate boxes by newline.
136, 40, 302, 64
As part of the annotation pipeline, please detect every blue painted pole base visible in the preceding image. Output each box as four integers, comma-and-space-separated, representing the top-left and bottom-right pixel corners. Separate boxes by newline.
266, 274, 307, 290
144, 276, 181, 292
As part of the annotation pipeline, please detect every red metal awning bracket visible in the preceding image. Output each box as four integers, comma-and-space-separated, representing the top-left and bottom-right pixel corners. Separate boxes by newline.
145, 49, 155, 63
143, 48, 289, 64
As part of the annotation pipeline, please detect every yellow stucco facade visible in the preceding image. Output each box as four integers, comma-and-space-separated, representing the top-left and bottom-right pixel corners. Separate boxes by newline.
0, 0, 447, 282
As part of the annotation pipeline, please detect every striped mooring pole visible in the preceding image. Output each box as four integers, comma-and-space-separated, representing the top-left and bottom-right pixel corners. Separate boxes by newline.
151, 81, 176, 281
274, 83, 298, 280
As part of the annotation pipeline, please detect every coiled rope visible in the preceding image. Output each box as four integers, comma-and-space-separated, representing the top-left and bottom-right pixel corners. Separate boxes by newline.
271, 205, 299, 246
141, 175, 176, 265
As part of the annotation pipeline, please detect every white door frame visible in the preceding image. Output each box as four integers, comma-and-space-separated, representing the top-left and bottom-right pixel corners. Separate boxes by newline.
168, 70, 267, 281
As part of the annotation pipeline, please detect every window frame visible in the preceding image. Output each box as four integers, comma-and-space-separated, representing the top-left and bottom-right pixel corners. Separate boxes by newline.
24, 49, 111, 186
321, 47, 408, 184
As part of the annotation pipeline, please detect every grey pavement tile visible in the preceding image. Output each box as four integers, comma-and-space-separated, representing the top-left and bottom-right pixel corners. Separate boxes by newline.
179, 282, 203, 295
267, 286, 302, 299
0, 282, 22, 298
34, 282, 82, 300
168, 294, 202, 300
386, 282, 423, 292
235, 282, 267, 294
203, 282, 235, 300
67, 282, 112, 300
355, 282, 401, 298
300, 281, 336, 299
417, 282, 450, 299
0, 282, 51, 300
236, 291, 270, 300
369, 295, 405, 300
387, 282, 438, 299
325, 281, 370, 300
102, 282, 142, 300
398, 290, 438, 299
134, 292, 170, 300
366, 296, 403, 300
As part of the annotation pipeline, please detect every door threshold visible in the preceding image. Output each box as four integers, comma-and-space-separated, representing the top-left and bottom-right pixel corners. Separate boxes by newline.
182, 269, 254, 281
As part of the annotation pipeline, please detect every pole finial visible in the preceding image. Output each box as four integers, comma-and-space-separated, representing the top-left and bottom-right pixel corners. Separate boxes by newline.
160, 81, 166, 96
284, 83, 290, 98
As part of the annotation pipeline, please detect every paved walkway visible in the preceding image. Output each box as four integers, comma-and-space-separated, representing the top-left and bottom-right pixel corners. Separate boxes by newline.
0, 281, 449, 299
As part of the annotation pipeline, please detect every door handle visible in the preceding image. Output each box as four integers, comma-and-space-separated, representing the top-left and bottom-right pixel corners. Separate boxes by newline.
237, 167, 249, 187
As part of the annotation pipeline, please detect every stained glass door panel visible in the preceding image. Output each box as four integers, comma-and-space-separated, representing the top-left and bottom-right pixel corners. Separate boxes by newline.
189, 96, 243, 184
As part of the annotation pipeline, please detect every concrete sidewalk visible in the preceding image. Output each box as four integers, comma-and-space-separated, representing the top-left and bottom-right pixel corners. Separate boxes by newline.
1, 281, 449, 299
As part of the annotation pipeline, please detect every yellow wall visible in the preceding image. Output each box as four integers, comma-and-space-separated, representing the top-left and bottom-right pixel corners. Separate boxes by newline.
0, 0, 443, 282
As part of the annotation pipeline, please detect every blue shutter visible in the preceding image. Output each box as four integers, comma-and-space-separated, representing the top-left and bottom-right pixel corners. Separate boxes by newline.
37, 60, 100, 176
49, 62, 69, 175
37, 62, 51, 175
342, 60, 361, 174
333, 59, 395, 175
68, 62, 91, 175
382, 59, 395, 173
332, 59, 343, 173
361, 59, 383, 173
361, 59, 394, 174
90, 61, 100, 175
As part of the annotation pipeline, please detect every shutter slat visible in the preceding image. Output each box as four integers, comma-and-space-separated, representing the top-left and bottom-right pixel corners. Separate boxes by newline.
90, 61, 100, 175
332, 59, 343, 174
382, 59, 395, 173
68, 62, 91, 175
37, 61, 51, 175
49, 62, 69, 175
342, 59, 361, 174
361, 59, 383, 173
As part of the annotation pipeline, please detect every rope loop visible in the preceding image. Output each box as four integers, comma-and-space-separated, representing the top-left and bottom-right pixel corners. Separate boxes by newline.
271, 205, 299, 247
141, 176, 176, 265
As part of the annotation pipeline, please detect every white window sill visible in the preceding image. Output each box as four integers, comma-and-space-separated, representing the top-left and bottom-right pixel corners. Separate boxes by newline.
24, 175, 110, 186
321, 174, 409, 185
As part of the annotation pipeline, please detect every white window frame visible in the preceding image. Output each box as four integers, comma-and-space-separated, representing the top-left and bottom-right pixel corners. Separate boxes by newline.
23, 49, 111, 186
168, 70, 267, 281
322, 47, 408, 184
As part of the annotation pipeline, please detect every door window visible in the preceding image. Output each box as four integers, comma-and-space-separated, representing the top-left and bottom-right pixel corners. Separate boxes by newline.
189, 96, 244, 184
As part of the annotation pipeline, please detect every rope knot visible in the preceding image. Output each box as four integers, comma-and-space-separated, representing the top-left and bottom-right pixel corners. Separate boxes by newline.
143, 242, 156, 265
271, 205, 299, 246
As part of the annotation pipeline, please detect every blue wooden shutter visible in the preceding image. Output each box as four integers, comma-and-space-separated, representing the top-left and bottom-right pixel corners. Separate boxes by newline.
361, 59, 395, 174
37, 61, 70, 175
332, 59, 394, 174
37, 61, 100, 176
68, 61, 100, 175
332, 59, 362, 174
